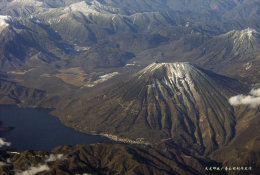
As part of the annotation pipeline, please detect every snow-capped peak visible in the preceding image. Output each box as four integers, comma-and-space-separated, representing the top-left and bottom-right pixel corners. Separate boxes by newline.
137, 62, 212, 104
141, 62, 194, 76
139, 62, 202, 85
0, 15, 14, 26
221, 28, 260, 55
228, 28, 259, 44
69, 1, 99, 14
238, 28, 258, 40
164, 62, 194, 79
0, 15, 15, 32
68, 1, 120, 15
9, 0, 43, 7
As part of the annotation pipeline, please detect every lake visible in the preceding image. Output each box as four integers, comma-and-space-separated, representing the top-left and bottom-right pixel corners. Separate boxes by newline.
0, 105, 112, 151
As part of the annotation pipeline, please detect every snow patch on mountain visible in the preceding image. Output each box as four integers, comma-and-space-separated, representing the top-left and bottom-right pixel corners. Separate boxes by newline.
9, 0, 43, 7
140, 62, 196, 80
0, 15, 15, 33
30, 16, 43, 24
85, 72, 119, 87
165, 62, 193, 80
243, 62, 252, 70
0, 15, 14, 25
138, 62, 204, 102
68, 1, 120, 15
221, 28, 260, 55
239, 28, 256, 40
232, 28, 259, 43
69, 1, 99, 14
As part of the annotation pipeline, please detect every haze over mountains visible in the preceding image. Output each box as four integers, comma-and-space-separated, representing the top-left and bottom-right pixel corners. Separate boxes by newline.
0, 0, 259, 174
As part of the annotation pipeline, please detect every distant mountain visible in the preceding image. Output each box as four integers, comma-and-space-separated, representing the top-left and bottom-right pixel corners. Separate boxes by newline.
0, 0, 45, 17
228, 28, 260, 54
59, 62, 246, 154
196, 28, 260, 62
1, 0, 259, 74
35, 0, 176, 46
32, 0, 260, 44
186, 28, 260, 82
145, 27, 260, 83
1, 0, 259, 45
0, 15, 76, 70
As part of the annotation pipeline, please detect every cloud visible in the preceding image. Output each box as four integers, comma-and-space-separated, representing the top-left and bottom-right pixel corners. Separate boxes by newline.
0, 161, 6, 166
15, 154, 63, 175
0, 137, 11, 147
15, 164, 50, 175
45, 154, 63, 162
250, 88, 260, 96
229, 88, 260, 108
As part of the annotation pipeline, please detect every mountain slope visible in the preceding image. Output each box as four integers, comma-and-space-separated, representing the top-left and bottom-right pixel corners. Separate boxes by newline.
0, 79, 45, 105
0, 143, 217, 175
196, 28, 260, 63
186, 28, 260, 82
36, 1, 175, 46
59, 62, 246, 154
0, 15, 76, 71
210, 109, 260, 172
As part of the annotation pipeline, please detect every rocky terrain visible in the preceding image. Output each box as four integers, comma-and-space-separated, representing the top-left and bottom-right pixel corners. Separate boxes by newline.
0, 0, 259, 174
0, 143, 220, 175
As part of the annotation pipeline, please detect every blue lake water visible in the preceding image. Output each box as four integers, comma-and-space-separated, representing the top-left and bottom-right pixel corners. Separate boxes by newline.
0, 105, 112, 151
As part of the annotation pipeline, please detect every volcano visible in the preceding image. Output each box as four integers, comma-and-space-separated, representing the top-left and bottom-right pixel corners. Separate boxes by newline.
62, 62, 246, 154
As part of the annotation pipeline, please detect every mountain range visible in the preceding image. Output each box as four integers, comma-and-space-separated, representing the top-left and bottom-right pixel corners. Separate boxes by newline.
1, 2, 259, 81
0, 0, 259, 174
